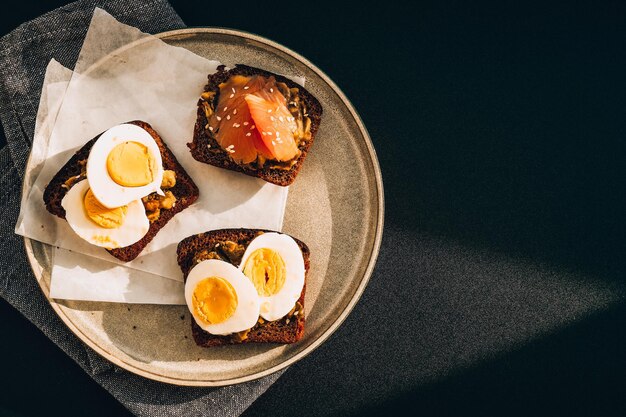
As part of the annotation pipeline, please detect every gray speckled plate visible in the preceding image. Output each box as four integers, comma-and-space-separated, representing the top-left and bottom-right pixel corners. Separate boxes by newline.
23, 28, 384, 386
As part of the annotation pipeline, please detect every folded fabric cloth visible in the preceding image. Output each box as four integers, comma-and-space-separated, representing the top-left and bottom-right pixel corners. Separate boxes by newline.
0, 1, 282, 416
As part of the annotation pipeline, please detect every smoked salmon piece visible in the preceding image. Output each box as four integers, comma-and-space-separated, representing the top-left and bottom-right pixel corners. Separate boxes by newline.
208, 75, 299, 165
245, 94, 298, 162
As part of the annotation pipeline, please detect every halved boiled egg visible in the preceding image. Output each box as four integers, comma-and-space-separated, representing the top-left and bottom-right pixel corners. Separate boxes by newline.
239, 233, 305, 322
61, 179, 149, 249
86, 124, 164, 209
185, 259, 260, 335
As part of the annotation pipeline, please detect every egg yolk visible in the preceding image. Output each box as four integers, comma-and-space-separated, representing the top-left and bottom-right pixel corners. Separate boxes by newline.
242, 248, 286, 297
106, 141, 156, 187
83, 188, 128, 229
192, 277, 238, 325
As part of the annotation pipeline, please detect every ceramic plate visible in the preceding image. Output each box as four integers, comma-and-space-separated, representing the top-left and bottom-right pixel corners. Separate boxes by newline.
23, 28, 384, 386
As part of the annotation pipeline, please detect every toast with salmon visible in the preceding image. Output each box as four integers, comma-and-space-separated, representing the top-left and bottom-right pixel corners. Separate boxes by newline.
188, 65, 322, 186
177, 228, 308, 346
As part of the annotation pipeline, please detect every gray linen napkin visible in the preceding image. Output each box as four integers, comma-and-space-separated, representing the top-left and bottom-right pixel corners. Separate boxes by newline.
0, 1, 282, 416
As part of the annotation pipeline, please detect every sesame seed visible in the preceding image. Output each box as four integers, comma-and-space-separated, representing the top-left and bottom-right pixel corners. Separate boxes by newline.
267, 109, 272, 113
231, 87, 236, 93
272, 140, 276, 145
276, 131, 280, 137
208, 126, 214, 131
243, 121, 248, 126
233, 123, 240, 128
207, 144, 211, 149
262, 132, 267, 136
233, 109, 237, 115
270, 116, 275, 121
279, 116, 284, 122
229, 93, 234, 98
243, 86, 249, 90
270, 88, 274, 93
251, 125, 256, 130
267, 131, 273, 136
229, 149, 235, 153
216, 116, 221, 121
304, 113, 308, 117
226, 115, 231, 120
224, 107, 228, 112
246, 132, 251, 137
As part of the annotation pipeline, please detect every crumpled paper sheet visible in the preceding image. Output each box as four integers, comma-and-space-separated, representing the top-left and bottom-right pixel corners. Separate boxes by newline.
15, 9, 299, 304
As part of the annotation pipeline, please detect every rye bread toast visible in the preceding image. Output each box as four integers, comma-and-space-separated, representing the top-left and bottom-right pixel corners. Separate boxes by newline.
43, 120, 199, 262
177, 228, 308, 346
188, 64, 322, 186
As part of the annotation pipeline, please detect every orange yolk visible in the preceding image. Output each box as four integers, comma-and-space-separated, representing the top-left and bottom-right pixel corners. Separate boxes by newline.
192, 277, 238, 325
83, 188, 127, 229
242, 248, 286, 297
106, 141, 156, 187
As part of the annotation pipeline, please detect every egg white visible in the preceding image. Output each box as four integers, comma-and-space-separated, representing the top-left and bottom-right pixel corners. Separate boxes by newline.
185, 259, 260, 335
61, 179, 150, 249
239, 232, 305, 322
86, 123, 164, 208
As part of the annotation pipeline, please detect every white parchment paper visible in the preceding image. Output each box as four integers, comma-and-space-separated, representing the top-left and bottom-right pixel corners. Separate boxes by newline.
15, 9, 296, 303
52, 247, 185, 304
30, 59, 186, 304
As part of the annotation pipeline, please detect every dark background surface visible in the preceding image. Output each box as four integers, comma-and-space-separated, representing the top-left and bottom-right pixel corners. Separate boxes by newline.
2, 1, 626, 416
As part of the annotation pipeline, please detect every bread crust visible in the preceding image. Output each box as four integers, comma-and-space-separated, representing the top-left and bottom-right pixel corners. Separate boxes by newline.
43, 120, 199, 262
177, 228, 308, 346
188, 64, 323, 186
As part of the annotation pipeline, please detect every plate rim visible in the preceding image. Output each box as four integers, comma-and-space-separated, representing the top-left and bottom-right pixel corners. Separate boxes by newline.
22, 26, 385, 386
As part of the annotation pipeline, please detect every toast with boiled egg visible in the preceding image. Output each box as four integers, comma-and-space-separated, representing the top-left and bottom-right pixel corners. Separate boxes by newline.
188, 64, 322, 186
177, 228, 308, 346
43, 120, 199, 262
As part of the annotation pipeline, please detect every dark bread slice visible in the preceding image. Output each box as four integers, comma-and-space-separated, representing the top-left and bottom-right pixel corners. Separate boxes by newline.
188, 64, 323, 186
177, 228, 309, 346
43, 120, 199, 262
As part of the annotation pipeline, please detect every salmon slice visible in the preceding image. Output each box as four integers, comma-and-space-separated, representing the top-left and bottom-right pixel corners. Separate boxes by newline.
208, 75, 298, 164
244, 94, 299, 162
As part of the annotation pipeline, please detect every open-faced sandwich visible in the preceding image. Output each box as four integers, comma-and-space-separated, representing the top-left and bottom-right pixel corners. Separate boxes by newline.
43, 120, 199, 262
177, 229, 309, 346
188, 64, 323, 186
